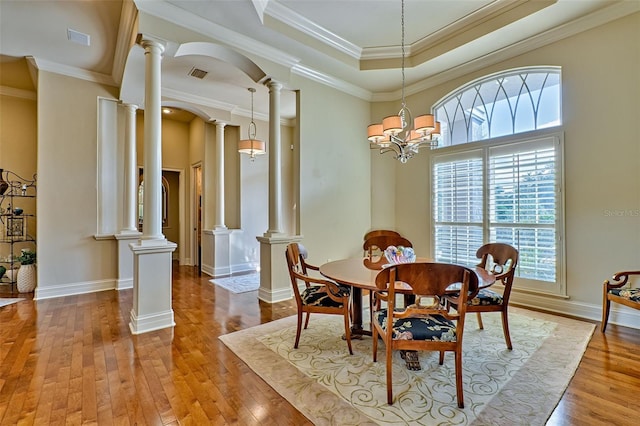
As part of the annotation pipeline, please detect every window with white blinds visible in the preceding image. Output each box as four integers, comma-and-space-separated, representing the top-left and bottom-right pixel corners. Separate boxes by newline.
431, 134, 565, 295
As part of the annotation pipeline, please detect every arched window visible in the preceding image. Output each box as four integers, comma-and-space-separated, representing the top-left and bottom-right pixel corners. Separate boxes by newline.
434, 67, 561, 147
430, 67, 565, 296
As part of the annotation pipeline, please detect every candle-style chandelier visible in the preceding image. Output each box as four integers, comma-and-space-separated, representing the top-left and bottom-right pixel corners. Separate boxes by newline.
366, 0, 440, 163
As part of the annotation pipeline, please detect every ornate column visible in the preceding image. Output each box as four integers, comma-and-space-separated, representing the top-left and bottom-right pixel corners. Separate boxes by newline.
115, 103, 141, 290
215, 121, 226, 229
265, 80, 283, 237
257, 79, 296, 303
129, 37, 176, 335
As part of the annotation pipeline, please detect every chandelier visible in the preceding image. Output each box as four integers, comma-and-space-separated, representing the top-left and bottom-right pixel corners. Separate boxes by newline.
238, 87, 266, 160
366, 0, 440, 163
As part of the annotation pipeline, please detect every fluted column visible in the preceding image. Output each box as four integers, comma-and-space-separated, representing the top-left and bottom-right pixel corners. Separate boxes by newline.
140, 39, 165, 242
215, 121, 226, 229
265, 80, 283, 236
123, 103, 139, 232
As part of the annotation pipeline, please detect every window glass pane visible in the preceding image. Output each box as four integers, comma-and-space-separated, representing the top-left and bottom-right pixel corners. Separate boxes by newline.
433, 67, 561, 145
435, 225, 484, 265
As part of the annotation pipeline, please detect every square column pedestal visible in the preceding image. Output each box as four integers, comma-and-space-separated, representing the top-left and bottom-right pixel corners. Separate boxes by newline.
201, 228, 232, 277
129, 239, 177, 335
115, 231, 141, 290
256, 234, 302, 303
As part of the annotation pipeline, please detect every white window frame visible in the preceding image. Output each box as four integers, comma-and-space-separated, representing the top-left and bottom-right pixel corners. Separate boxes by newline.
430, 130, 566, 296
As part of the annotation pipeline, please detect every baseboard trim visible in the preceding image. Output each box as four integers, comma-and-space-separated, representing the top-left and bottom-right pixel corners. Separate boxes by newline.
129, 309, 175, 335
34, 278, 116, 300
116, 278, 133, 290
258, 286, 292, 304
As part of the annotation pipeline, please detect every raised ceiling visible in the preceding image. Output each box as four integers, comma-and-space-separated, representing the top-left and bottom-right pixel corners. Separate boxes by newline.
1, 0, 638, 120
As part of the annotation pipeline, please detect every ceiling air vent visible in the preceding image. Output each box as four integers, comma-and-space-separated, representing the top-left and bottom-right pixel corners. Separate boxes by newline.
188, 67, 208, 79
67, 28, 90, 46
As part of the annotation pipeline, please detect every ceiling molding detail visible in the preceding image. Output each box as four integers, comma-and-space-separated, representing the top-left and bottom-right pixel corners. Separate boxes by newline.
28, 57, 116, 87
290, 63, 372, 101
372, 0, 640, 102
264, 1, 362, 60
111, 0, 139, 85
135, 0, 300, 68
0, 85, 36, 100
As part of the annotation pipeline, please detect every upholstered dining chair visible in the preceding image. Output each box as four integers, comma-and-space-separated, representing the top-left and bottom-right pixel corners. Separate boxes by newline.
447, 243, 519, 350
372, 262, 478, 408
601, 270, 640, 332
285, 243, 353, 355
363, 235, 413, 270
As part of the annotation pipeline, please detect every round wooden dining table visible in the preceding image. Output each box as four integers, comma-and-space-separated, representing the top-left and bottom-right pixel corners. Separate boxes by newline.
319, 258, 496, 337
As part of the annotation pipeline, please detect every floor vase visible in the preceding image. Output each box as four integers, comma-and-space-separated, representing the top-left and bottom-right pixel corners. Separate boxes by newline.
17, 264, 36, 292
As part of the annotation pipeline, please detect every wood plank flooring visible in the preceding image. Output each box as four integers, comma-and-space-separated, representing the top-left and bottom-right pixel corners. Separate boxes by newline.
1, 264, 639, 425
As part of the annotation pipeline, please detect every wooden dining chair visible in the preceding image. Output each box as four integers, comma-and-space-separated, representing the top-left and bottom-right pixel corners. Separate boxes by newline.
363, 235, 413, 270
285, 243, 353, 354
372, 262, 478, 407
363, 229, 401, 241
601, 270, 640, 332
447, 243, 519, 350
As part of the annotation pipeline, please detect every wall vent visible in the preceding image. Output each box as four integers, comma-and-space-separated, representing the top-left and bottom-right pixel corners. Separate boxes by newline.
67, 28, 90, 46
188, 67, 208, 79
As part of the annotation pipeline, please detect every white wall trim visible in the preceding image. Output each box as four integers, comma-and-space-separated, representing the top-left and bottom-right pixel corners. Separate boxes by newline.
34, 278, 116, 300
129, 309, 175, 335
257, 286, 292, 304
0, 86, 36, 100
116, 278, 133, 290
510, 291, 640, 330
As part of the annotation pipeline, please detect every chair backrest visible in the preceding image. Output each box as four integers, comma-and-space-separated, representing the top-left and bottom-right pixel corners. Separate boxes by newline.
285, 243, 309, 303
363, 229, 401, 241
476, 243, 519, 281
375, 262, 479, 321
363, 235, 413, 270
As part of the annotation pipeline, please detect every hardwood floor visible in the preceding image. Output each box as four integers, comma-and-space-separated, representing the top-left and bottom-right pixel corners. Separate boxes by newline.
0, 265, 638, 425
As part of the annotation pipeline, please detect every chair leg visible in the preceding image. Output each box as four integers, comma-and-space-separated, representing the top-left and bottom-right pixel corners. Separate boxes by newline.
501, 309, 513, 350
343, 307, 353, 355
294, 311, 303, 349
438, 351, 444, 365
601, 298, 611, 333
303, 312, 311, 329
454, 349, 464, 409
386, 344, 393, 405
372, 326, 378, 362
476, 312, 484, 330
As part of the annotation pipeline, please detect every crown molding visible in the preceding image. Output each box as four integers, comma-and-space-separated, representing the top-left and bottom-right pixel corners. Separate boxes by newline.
372, 0, 640, 102
0, 86, 36, 100
27, 57, 117, 87
291, 63, 372, 101
264, 1, 362, 60
135, 0, 300, 68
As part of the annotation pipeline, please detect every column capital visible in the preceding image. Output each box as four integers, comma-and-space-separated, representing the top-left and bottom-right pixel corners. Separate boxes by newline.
265, 79, 283, 92
138, 37, 165, 55
122, 103, 138, 112
214, 121, 227, 129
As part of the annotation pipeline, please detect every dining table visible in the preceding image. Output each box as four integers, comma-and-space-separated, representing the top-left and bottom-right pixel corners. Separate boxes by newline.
319, 257, 496, 337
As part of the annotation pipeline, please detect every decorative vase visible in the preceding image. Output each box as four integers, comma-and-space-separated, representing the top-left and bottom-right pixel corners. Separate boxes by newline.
0, 169, 8, 195
17, 264, 36, 293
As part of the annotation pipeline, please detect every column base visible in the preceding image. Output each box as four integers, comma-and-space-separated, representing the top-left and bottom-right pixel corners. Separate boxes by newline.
115, 231, 142, 290
129, 240, 177, 335
256, 234, 303, 303
201, 229, 232, 277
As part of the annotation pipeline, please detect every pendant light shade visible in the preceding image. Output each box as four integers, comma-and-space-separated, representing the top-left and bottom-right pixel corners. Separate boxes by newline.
238, 87, 265, 160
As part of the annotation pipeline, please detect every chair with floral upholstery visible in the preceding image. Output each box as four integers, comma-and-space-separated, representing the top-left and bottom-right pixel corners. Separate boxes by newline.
372, 262, 478, 407
447, 243, 519, 350
285, 242, 353, 354
601, 270, 640, 332
363, 234, 413, 270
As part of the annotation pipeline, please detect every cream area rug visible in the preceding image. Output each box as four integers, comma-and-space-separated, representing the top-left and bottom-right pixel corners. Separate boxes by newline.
0, 298, 23, 308
210, 273, 259, 294
219, 307, 595, 425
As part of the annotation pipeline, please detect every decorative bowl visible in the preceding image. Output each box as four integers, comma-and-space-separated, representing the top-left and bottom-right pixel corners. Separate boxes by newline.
13, 207, 23, 215
384, 245, 416, 265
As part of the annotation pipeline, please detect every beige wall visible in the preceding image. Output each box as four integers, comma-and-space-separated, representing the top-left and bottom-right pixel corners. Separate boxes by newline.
293, 76, 371, 265
36, 71, 119, 295
372, 13, 640, 318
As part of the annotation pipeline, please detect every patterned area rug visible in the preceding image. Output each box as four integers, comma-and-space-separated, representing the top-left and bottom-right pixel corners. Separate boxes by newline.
0, 298, 23, 308
220, 307, 595, 425
210, 273, 259, 294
